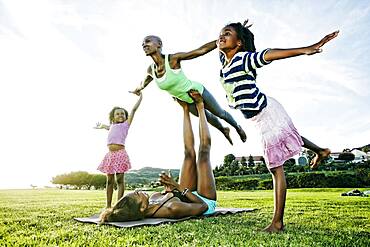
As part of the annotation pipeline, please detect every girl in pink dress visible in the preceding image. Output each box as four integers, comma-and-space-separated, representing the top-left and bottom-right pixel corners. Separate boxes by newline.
217, 21, 337, 232
95, 92, 143, 208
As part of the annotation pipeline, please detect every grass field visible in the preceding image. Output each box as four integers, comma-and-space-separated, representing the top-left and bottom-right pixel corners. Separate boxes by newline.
1, 188, 369, 246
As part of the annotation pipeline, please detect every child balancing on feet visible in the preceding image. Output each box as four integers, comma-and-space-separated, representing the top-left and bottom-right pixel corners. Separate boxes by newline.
216, 20, 337, 232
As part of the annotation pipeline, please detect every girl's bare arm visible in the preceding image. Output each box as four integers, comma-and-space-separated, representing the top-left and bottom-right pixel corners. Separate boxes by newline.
130, 66, 153, 95
127, 93, 143, 124
172, 40, 217, 61
264, 31, 339, 61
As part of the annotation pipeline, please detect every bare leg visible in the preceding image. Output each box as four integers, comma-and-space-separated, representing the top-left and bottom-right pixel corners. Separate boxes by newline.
201, 88, 247, 142
189, 91, 216, 200
188, 104, 233, 145
177, 100, 197, 191
116, 173, 125, 201
263, 166, 286, 233
301, 136, 331, 169
106, 174, 115, 208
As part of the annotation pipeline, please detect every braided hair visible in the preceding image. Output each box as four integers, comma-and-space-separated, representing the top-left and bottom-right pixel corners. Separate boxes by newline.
225, 22, 257, 78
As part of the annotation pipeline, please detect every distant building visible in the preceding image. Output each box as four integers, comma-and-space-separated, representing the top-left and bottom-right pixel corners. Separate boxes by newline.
323, 149, 368, 164
235, 148, 369, 167
330, 152, 343, 161
235, 156, 265, 165
351, 149, 368, 163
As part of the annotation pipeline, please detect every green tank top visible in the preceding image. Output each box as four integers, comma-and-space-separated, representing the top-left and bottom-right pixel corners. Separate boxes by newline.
151, 54, 204, 103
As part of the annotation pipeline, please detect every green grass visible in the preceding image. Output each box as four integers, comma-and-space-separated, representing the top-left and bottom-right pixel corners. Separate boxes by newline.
1, 188, 369, 246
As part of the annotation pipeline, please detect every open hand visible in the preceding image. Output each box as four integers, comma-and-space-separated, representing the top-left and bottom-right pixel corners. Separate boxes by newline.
158, 171, 178, 190
188, 90, 203, 103
305, 31, 339, 55
94, 122, 104, 129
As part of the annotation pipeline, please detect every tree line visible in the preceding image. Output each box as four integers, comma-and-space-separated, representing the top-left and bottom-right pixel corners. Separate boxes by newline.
51, 167, 180, 189
213, 151, 362, 177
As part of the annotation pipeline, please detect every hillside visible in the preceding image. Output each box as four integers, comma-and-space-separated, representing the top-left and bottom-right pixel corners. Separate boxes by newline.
125, 167, 180, 185
355, 144, 370, 152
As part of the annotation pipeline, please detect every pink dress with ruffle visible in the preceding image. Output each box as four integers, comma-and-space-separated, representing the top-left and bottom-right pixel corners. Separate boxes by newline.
97, 121, 131, 174
250, 97, 304, 170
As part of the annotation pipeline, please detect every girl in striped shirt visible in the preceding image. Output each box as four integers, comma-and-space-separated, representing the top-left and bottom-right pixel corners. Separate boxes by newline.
218, 21, 338, 232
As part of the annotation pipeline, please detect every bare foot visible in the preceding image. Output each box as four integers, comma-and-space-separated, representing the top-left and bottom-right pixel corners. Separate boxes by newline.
236, 125, 247, 142
262, 222, 284, 233
310, 148, 331, 169
222, 127, 233, 145
188, 90, 203, 103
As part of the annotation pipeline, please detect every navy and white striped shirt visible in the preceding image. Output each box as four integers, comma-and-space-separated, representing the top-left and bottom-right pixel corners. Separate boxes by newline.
219, 49, 271, 118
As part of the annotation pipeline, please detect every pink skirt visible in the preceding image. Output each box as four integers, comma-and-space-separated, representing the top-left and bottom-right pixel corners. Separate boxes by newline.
97, 149, 131, 174
250, 97, 303, 170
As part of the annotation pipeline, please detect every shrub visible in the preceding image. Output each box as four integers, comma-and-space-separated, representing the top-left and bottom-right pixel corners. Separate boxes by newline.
258, 179, 273, 190
215, 177, 259, 190
215, 169, 370, 191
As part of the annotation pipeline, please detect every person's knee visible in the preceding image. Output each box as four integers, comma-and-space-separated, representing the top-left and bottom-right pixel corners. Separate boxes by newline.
184, 149, 196, 160
198, 147, 210, 162
199, 141, 211, 153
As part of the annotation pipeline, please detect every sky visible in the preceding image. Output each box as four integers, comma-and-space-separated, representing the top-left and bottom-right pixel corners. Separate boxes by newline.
0, 0, 369, 189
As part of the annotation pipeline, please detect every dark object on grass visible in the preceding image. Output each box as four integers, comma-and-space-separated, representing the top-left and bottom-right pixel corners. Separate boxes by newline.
341, 189, 368, 197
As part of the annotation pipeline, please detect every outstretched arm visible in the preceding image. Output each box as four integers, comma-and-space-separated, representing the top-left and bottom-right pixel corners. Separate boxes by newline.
127, 92, 143, 124
130, 66, 153, 95
94, 122, 110, 130
172, 40, 217, 61
264, 31, 339, 61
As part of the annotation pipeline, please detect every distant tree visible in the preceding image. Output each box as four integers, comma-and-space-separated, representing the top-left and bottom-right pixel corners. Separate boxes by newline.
356, 160, 370, 169
242, 165, 252, 175
295, 165, 305, 172
260, 156, 266, 165
52, 171, 93, 189
213, 166, 220, 177
230, 160, 239, 176
283, 158, 296, 172
52, 173, 70, 186
224, 154, 236, 168
255, 163, 268, 174
236, 167, 244, 176
90, 174, 106, 189
240, 156, 247, 167
223, 167, 231, 176
218, 169, 226, 177
248, 154, 255, 167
